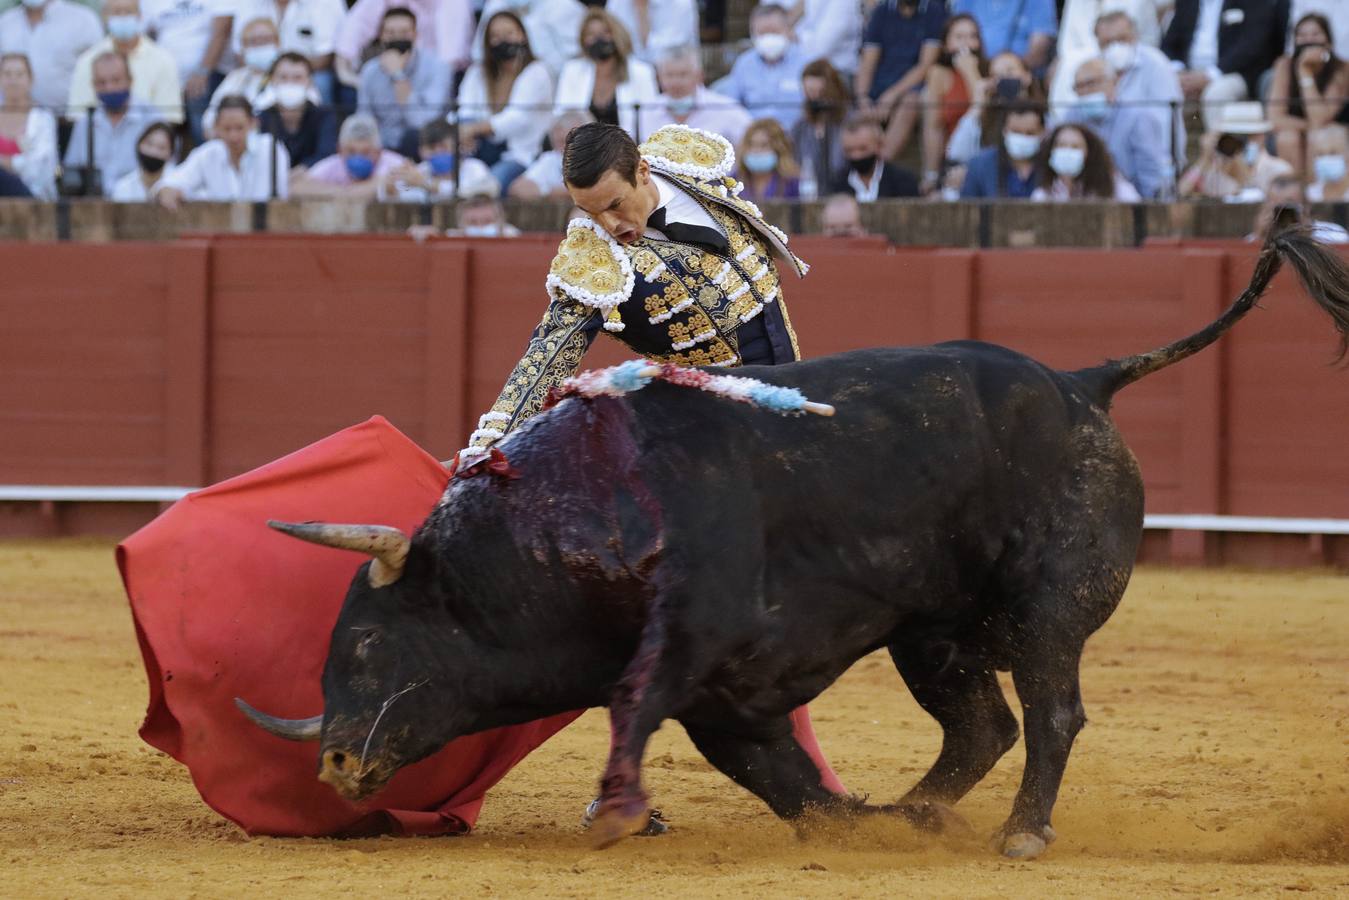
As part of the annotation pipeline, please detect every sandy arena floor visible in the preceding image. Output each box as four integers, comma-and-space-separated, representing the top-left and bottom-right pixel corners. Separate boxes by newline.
1, 540, 1346, 898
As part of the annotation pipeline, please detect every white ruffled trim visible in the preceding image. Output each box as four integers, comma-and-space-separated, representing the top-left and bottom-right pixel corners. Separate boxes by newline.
711, 262, 732, 286
648, 309, 674, 324
671, 297, 694, 314
642, 126, 736, 181
734, 245, 755, 263
738, 302, 764, 323
693, 328, 716, 344
762, 286, 778, 304
797, 257, 810, 275
641, 260, 667, 283
603, 320, 626, 333
544, 217, 635, 313
767, 224, 788, 244
469, 427, 504, 444
478, 411, 510, 426
672, 338, 696, 350
726, 283, 749, 301
749, 264, 769, 282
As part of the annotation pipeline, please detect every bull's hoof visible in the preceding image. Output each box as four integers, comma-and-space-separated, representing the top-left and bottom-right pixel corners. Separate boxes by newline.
588, 801, 652, 850
992, 824, 1056, 859
886, 800, 974, 836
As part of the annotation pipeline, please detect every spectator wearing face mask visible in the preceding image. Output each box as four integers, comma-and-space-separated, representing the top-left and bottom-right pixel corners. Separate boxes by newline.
292, 111, 406, 197
0, 0, 104, 113
821, 192, 868, 238
945, 50, 1041, 166
1269, 13, 1349, 173
1179, 101, 1294, 201
231, 0, 347, 105
204, 17, 282, 135
141, 0, 232, 144
1291, 1, 1349, 60
960, 97, 1045, 199
335, 0, 474, 91
1031, 122, 1140, 201
711, 3, 808, 133
256, 52, 335, 172
637, 44, 751, 147
63, 52, 163, 196
553, 8, 658, 138
605, 0, 699, 65
155, 94, 290, 207
0, 52, 57, 199
380, 117, 496, 201
921, 14, 990, 195
791, 58, 849, 201
1250, 172, 1349, 244
110, 119, 174, 200
1306, 123, 1349, 201
456, 9, 554, 191
508, 109, 590, 200
830, 112, 920, 201
1161, 0, 1288, 132
449, 191, 521, 237
68, 0, 183, 122
1088, 11, 1185, 171
1062, 55, 1170, 198
954, 0, 1058, 70
357, 6, 452, 159
735, 117, 800, 201
1058, 0, 1163, 65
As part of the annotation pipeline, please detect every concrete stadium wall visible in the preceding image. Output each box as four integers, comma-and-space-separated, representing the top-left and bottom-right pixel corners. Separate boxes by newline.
1, 234, 1347, 567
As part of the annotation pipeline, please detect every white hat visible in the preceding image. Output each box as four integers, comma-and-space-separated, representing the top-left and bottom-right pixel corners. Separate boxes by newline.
456, 165, 500, 200
1215, 101, 1271, 135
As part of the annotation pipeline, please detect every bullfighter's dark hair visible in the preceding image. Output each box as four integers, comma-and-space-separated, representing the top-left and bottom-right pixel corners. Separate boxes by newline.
381, 6, 417, 28
563, 122, 640, 188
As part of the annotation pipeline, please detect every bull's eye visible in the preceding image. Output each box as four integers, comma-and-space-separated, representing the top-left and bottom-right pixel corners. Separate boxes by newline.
356, 629, 382, 654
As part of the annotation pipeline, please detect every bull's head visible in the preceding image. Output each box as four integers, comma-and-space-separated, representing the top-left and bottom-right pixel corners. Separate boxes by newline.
235, 520, 461, 803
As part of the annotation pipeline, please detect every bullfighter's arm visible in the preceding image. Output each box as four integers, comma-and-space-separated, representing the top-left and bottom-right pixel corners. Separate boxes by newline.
455, 294, 602, 467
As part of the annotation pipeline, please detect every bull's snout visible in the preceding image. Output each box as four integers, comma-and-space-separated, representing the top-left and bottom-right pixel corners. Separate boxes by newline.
318, 748, 363, 797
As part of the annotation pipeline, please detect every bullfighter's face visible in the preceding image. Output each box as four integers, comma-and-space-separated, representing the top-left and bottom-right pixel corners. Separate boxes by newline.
568, 158, 661, 245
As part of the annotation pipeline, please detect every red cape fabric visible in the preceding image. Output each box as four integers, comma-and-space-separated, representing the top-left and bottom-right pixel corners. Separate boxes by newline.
117, 416, 582, 837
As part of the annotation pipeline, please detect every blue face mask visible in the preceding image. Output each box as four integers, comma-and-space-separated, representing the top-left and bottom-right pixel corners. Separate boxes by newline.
344, 154, 375, 181
1075, 91, 1110, 123
1314, 153, 1346, 183
97, 89, 131, 112
743, 150, 778, 174
666, 95, 696, 117
428, 152, 456, 176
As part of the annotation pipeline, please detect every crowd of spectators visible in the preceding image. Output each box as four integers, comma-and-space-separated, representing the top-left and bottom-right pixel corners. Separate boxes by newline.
0, 0, 1344, 240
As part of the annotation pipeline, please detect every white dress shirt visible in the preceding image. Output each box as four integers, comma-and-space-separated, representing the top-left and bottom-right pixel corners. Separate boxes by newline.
644, 172, 725, 241
636, 85, 754, 147
847, 165, 882, 203
552, 57, 661, 138
231, 0, 347, 57
159, 131, 291, 200
606, 0, 700, 64
142, 0, 233, 79
1187, 0, 1223, 76
456, 59, 554, 167
0, 0, 104, 110
8, 106, 58, 200
795, 0, 863, 76
111, 166, 175, 201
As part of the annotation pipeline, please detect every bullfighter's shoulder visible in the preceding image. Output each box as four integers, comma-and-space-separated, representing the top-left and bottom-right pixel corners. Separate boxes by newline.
640, 124, 735, 183
547, 218, 635, 327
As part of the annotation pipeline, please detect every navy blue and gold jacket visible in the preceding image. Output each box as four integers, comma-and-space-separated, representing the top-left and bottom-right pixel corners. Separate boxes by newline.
461, 125, 809, 462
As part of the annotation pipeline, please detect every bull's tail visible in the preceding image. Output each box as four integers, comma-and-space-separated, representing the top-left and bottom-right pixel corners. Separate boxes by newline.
1073, 215, 1349, 405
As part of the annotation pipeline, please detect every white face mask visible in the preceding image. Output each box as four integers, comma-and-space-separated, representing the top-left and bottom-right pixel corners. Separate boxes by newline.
107, 14, 141, 40
244, 44, 279, 73
1004, 131, 1041, 161
463, 223, 501, 237
273, 82, 307, 110
1102, 41, 1137, 73
754, 33, 790, 62
1243, 141, 1261, 165
1050, 146, 1086, 178
21, 0, 47, 9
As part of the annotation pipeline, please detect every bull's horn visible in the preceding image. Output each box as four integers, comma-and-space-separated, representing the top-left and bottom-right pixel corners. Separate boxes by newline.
234, 697, 323, 742
267, 521, 410, 587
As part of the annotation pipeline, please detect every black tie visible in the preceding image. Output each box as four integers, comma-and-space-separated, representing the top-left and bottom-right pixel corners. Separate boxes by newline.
646, 205, 730, 253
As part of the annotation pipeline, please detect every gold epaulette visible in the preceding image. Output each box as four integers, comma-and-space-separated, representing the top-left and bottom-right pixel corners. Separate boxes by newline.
639, 125, 736, 181
546, 218, 634, 333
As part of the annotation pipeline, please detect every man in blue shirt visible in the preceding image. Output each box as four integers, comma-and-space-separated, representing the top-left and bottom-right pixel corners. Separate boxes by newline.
356, 6, 452, 159
954, 0, 1058, 69
960, 97, 1044, 198
1063, 56, 1170, 198
711, 3, 807, 132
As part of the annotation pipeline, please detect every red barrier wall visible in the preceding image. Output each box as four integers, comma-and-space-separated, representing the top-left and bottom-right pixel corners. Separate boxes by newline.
1, 235, 1347, 564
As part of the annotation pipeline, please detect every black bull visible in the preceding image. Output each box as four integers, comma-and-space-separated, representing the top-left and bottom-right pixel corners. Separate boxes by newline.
239, 224, 1349, 858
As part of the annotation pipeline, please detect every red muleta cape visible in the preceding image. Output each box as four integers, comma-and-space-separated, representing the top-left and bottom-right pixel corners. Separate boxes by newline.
117, 416, 581, 837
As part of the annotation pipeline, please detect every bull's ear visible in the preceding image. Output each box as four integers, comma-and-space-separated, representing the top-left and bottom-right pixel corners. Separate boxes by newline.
268, 521, 410, 587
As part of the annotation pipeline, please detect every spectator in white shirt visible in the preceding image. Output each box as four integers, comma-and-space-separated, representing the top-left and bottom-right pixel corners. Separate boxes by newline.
141, 0, 233, 143
110, 119, 175, 200
606, 0, 699, 65
0, 52, 57, 199
156, 93, 290, 207
785, 0, 863, 77
203, 16, 281, 135
637, 44, 752, 146
456, 9, 554, 191
0, 0, 103, 112
63, 52, 163, 196
553, 8, 659, 138
473, 0, 586, 76
68, 0, 184, 123
509, 109, 590, 199
232, 0, 346, 104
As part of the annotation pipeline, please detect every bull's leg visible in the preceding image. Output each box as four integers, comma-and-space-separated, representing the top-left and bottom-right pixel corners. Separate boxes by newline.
995, 646, 1087, 859
889, 644, 1021, 806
